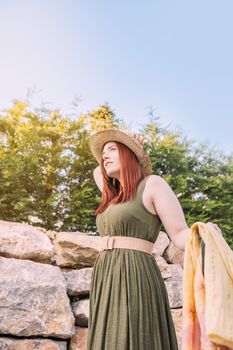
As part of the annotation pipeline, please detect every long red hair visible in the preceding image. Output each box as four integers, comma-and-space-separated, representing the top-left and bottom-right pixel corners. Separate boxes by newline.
95, 141, 144, 215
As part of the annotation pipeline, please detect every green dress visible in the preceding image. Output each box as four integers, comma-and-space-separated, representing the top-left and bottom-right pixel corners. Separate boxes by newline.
87, 176, 179, 350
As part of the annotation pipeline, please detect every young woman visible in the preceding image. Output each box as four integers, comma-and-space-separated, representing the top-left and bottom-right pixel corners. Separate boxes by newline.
86, 128, 190, 350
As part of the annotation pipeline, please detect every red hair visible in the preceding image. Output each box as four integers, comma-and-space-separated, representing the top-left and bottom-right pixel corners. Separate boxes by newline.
95, 141, 144, 215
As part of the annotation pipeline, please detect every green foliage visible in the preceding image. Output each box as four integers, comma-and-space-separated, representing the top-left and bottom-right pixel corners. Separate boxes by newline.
141, 117, 233, 248
0, 100, 120, 231
0, 100, 232, 248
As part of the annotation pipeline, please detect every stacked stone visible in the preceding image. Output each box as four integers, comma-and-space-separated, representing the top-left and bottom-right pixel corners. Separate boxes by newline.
0, 220, 184, 350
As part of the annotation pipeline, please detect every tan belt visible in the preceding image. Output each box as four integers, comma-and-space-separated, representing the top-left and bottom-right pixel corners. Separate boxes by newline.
99, 235, 154, 255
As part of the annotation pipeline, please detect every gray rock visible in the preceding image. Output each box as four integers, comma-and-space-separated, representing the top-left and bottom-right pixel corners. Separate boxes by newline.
171, 308, 183, 350
0, 337, 67, 350
0, 256, 75, 338
0, 220, 54, 263
155, 256, 173, 279
62, 268, 93, 296
164, 264, 183, 308
69, 326, 89, 350
53, 232, 100, 268
153, 231, 170, 257
71, 299, 89, 327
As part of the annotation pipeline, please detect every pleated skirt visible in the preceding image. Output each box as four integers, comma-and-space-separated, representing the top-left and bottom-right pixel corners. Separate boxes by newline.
86, 249, 179, 350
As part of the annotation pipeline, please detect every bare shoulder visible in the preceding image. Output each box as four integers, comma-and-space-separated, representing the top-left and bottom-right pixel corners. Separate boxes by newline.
141, 175, 165, 215
145, 174, 166, 187
144, 174, 171, 198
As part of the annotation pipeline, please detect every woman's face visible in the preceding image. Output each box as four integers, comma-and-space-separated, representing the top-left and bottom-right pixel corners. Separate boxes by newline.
102, 141, 120, 179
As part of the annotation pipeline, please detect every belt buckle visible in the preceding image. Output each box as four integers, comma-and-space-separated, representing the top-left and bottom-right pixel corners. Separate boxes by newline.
100, 235, 115, 251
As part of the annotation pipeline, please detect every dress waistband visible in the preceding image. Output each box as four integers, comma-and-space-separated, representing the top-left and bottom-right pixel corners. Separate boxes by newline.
99, 235, 154, 255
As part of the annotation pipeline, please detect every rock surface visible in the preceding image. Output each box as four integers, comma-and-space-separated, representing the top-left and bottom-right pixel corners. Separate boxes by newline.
0, 338, 67, 350
53, 232, 100, 268
0, 256, 75, 338
0, 220, 54, 263
62, 267, 92, 296
0, 220, 184, 349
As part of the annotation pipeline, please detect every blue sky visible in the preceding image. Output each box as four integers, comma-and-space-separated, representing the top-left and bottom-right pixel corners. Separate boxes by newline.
0, 0, 232, 155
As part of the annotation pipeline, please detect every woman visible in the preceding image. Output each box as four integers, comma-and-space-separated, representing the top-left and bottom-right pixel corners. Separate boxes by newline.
86, 128, 190, 350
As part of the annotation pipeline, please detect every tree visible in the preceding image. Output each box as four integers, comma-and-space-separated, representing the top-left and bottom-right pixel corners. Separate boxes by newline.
1, 100, 232, 248
0, 101, 123, 232
141, 117, 233, 248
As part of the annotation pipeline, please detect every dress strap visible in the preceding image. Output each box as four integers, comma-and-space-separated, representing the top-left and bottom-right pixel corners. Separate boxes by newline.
137, 175, 151, 196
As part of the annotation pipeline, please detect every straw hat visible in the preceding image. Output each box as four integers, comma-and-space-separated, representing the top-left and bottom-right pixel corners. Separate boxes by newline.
89, 129, 152, 177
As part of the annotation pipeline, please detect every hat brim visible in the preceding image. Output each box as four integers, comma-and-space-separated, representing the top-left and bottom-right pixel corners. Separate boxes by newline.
89, 129, 152, 177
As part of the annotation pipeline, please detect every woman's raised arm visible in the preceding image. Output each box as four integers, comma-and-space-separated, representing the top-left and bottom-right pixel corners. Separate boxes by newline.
93, 165, 103, 192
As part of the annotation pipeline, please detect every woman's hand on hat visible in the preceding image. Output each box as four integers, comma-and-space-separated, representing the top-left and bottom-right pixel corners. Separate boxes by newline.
131, 132, 144, 146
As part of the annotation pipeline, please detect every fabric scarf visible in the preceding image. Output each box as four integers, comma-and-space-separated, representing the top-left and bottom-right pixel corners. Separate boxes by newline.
181, 221, 233, 350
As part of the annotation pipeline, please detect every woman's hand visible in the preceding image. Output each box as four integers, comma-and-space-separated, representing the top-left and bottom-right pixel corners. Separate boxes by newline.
131, 132, 144, 146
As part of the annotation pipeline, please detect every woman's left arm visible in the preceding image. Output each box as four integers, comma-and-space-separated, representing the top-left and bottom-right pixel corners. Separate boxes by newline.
149, 175, 191, 251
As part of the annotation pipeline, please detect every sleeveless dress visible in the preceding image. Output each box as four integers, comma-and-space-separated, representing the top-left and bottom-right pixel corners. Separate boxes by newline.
86, 176, 179, 350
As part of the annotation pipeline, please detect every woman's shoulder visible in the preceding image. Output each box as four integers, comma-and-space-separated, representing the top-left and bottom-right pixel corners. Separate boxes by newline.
142, 174, 169, 195
143, 175, 176, 205
144, 174, 164, 185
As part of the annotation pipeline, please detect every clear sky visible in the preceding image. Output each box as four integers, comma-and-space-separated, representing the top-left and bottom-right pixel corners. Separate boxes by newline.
0, 0, 232, 155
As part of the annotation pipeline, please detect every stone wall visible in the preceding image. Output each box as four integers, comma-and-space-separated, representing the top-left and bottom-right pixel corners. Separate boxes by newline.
0, 220, 184, 350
